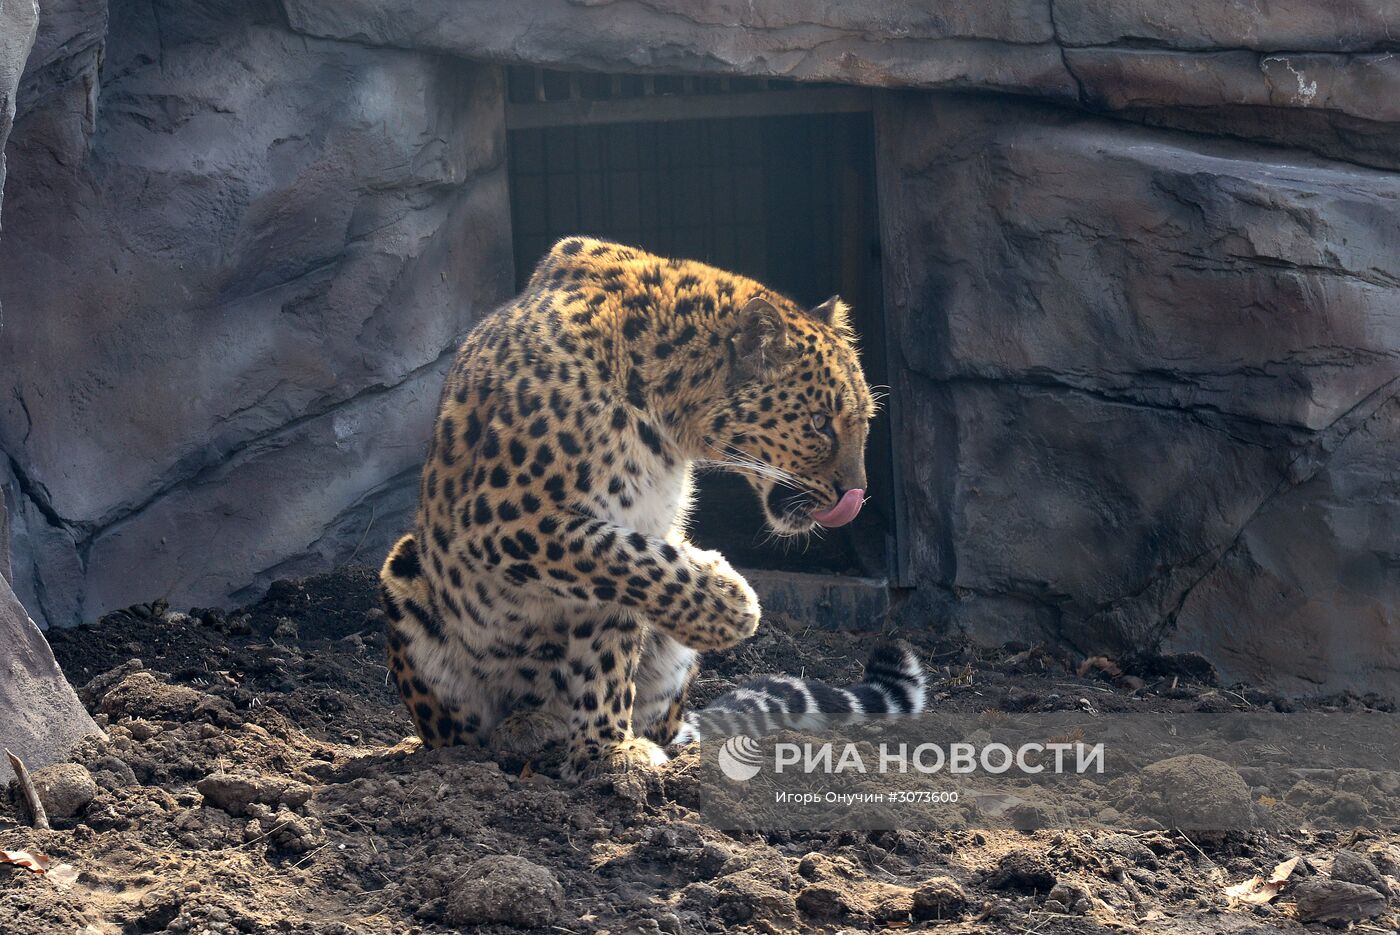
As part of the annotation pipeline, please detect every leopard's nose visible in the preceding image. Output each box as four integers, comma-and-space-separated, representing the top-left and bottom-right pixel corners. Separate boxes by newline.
834, 459, 867, 495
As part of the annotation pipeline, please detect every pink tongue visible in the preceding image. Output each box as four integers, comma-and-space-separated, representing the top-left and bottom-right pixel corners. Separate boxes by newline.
810, 488, 864, 528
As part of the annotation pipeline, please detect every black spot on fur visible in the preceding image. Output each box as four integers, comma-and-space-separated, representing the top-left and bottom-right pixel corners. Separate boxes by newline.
389, 539, 422, 580
636, 420, 664, 456
626, 370, 646, 408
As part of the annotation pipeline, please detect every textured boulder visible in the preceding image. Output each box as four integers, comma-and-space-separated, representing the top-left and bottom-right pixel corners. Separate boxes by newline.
446, 855, 565, 928
1, 0, 99, 788
879, 96, 1400, 692
0, 0, 38, 237
0, 546, 100, 783
27, 761, 98, 821
0, 3, 512, 625
1135, 755, 1253, 829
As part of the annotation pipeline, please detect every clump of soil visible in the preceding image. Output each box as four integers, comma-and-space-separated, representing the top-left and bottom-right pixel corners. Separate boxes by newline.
3, 566, 1398, 933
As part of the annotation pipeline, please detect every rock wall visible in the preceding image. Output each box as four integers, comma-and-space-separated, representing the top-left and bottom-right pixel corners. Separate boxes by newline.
877, 95, 1400, 693
1, 0, 39, 592
0, 0, 100, 784
0, 1, 513, 626
0, 0, 38, 239
282, 0, 1400, 170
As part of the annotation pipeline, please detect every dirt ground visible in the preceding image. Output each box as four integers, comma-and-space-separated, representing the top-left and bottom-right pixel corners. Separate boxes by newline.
3, 567, 1399, 934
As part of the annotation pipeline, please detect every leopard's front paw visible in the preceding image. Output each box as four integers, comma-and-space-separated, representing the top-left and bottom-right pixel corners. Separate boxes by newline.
564, 737, 668, 782
683, 548, 761, 650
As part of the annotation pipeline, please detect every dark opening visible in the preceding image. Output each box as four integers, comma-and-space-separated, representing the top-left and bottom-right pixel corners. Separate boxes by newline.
506, 84, 893, 578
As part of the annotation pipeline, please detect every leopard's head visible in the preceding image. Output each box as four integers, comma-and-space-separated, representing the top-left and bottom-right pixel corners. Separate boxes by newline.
704, 295, 876, 538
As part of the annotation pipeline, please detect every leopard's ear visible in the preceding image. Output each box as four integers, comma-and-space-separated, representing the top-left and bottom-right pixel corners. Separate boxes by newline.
810, 295, 851, 332
727, 296, 795, 388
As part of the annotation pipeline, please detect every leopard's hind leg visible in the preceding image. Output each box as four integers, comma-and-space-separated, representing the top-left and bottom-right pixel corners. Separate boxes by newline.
381, 534, 486, 748
385, 626, 482, 748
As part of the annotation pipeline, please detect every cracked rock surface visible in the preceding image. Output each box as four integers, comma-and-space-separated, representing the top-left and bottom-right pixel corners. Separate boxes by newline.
0, 2, 512, 626
880, 96, 1400, 693
282, 0, 1400, 168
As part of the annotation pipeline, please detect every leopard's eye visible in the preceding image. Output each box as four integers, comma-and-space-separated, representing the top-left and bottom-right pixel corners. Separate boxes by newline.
810, 413, 830, 432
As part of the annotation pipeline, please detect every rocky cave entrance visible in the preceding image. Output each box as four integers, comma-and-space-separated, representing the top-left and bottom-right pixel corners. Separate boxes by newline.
505, 69, 897, 583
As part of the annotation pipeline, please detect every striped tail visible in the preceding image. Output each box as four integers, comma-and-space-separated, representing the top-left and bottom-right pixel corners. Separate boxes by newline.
672, 640, 927, 743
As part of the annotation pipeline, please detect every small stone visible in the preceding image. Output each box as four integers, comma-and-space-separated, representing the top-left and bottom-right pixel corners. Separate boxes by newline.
1137, 755, 1252, 830
446, 855, 564, 929
1044, 880, 1091, 914
1329, 850, 1392, 899
1000, 687, 1040, 711
986, 850, 1057, 894
796, 884, 849, 920
196, 772, 312, 816
26, 762, 98, 820
911, 876, 968, 920
713, 869, 798, 928
1292, 878, 1387, 925
97, 672, 227, 724
266, 579, 300, 601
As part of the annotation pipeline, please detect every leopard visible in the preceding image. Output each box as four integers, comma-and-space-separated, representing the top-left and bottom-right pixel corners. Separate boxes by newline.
378, 235, 906, 780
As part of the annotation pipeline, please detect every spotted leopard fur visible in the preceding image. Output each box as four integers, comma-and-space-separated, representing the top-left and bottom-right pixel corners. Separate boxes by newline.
380, 236, 876, 779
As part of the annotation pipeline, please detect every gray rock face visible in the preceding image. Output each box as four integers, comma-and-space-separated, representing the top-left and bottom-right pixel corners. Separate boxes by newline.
284, 0, 1072, 99
0, 3, 512, 624
879, 96, 1400, 693
0, 498, 9, 585
1, 0, 38, 588
1055, 1, 1400, 51
0, 563, 99, 783
0, 0, 38, 235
